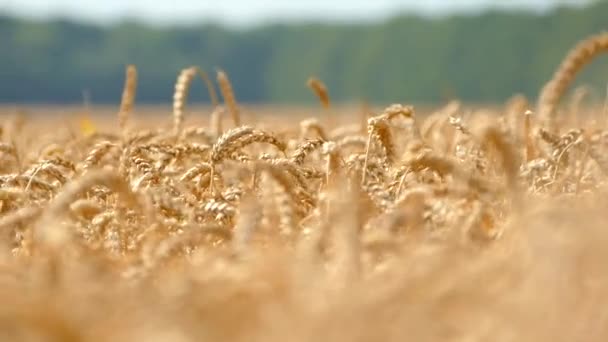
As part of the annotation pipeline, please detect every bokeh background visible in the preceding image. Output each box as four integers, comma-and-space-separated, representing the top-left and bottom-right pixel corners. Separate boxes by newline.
0, 0, 606, 105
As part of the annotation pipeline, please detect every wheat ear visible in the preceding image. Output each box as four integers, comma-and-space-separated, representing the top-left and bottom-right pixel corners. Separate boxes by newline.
307, 77, 330, 109
118, 65, 137, 136
537, 33, 608, 130
217, 70, 241, 127
196, 69, 219, 108
173, 67, 198, 138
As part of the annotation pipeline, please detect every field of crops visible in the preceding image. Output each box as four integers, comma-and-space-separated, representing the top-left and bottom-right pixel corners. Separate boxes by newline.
0, 33, 608, 341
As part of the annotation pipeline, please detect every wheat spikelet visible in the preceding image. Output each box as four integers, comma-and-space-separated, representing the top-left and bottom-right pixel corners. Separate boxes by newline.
40, 157, 75, 173
448, 115, 471, 136
173, 67, 198, 138
82, 141, 119, 170
306, 77, 330, 109
361, 105, 416, 182
210, 126, 254, 161
539, 128, 561, 148
232, 130, 286, 154
118, 65, 137, 136
290, 139, 324, 165
200, 199, 237, 223
537, 32, 608, 129
154, 143, 210, 162
180, 163, 213, 182
211, 127, 285, 164
26, 162, 69, 185
217, 70, 241, 127
362, 117, 394, 183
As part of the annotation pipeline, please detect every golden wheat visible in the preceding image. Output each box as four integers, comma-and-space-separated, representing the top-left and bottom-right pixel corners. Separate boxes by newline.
2, 34, 608, 341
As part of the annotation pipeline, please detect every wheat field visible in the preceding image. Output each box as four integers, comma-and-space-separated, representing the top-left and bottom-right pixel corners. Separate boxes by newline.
0, 33, 608, 341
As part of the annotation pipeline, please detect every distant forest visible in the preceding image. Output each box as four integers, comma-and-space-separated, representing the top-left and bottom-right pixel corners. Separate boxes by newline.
0, 0, 607, 104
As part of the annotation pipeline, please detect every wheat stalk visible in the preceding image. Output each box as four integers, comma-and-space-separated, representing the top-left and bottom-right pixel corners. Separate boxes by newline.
217, 70, 241, 127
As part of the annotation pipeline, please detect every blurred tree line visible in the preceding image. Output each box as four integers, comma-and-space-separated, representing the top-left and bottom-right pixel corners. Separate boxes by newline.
0, 0, 607, 104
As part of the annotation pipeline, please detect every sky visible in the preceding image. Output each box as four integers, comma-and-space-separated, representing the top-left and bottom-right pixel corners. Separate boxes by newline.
0, 0, 589, 26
